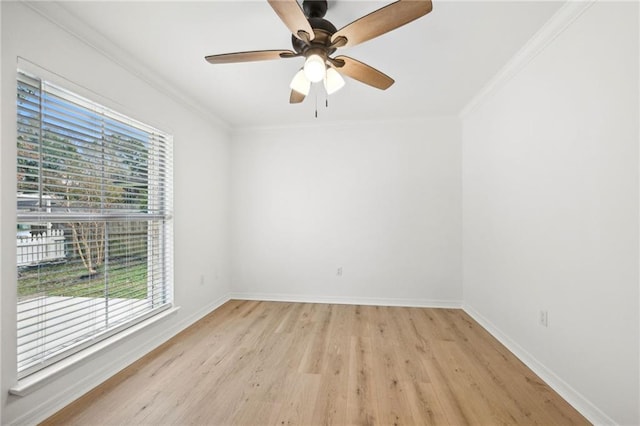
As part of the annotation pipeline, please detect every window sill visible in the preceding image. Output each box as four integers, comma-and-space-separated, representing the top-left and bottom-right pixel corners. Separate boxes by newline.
9, 306, 180, 397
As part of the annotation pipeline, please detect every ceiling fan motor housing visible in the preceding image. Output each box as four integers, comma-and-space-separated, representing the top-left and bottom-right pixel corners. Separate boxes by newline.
302, 0, 328, 19
291, 18, 337, 54
292, 0, 338, 57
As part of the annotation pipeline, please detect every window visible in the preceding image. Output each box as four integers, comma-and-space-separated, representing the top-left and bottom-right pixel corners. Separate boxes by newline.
16, 71, 173, 379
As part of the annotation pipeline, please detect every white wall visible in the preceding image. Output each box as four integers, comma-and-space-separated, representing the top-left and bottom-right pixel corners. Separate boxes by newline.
0, 1, 4, 422
231, 118, 462, 306
1, 3, 231, 424
462, 2, 639, 425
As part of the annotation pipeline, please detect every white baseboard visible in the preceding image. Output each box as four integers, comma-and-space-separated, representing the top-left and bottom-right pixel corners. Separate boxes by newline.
229, 292, 462, 309
463, 304, 616, 426
12, 293, 231, 426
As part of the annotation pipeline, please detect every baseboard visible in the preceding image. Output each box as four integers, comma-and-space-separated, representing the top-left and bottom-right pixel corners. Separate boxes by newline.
11, 293, 231, 426
229, 292, 462, 309
463, 304, 616, 426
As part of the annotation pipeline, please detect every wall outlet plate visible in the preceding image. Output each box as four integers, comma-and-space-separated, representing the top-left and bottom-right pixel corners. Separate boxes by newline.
539, 310, 548, 327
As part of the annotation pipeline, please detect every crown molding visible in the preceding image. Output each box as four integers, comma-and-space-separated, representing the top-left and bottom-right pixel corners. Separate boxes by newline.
460, 0, 595, 119
21, 0, 231, 133
232, 114, 460, 134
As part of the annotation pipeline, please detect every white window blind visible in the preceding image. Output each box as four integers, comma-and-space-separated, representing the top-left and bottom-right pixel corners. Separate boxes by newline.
16, 71, 173, 378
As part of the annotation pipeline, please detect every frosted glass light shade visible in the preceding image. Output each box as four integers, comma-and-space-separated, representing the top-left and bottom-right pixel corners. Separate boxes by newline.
324, 68, 345, 95
304, 54, 326, 83
290, 69, 311, 96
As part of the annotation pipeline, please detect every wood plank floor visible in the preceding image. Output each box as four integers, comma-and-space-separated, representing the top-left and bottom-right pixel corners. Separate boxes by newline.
42, 300, 589, 425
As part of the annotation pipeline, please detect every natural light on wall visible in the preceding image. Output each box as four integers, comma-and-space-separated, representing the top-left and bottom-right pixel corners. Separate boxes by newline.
15, 70, 174, 379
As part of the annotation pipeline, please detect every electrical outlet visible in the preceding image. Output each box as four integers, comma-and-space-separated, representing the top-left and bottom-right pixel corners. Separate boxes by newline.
337, 267, 343, 277
539, 310, 548, 327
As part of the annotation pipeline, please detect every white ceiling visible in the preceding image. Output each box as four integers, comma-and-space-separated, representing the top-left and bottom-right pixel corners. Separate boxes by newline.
52, 1, 563, 128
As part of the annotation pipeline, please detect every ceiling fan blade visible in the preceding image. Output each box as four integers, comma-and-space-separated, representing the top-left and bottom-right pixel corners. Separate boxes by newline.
331, 0, 432, 48
290, 90, 306, 104
268, 0, 315, 42
332, 56, 394, 90
205, 50, 297, 64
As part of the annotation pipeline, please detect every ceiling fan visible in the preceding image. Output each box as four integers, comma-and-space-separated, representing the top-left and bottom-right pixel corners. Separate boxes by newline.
205, 0, 433, 104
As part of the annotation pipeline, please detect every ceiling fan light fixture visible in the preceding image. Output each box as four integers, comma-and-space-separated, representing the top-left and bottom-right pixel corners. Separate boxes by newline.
205, 0, 433, 105
290, 69, 311, 96
324, 67, 345, 95
304, 53, 326, 83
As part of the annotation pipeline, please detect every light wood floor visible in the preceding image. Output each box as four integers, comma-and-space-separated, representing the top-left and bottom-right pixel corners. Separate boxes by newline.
42, 300, 589, 425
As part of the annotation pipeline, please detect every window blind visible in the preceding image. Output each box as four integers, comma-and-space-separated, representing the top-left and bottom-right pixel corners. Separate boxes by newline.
16, 71, 173, 378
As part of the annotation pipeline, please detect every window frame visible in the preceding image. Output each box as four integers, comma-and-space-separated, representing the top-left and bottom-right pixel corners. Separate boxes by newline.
15, 69, 174, 379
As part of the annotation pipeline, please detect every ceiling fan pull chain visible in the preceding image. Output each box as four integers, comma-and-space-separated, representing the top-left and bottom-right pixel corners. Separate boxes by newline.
315, 89, 318, 118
